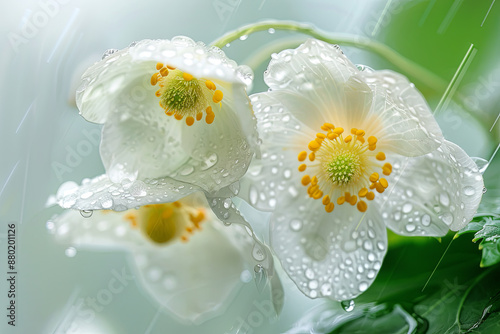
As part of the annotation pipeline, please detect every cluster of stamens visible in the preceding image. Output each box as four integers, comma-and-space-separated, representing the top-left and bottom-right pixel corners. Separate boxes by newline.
124, 201, 206, 244
150, 62, 223, 126
298, 123, 393, 213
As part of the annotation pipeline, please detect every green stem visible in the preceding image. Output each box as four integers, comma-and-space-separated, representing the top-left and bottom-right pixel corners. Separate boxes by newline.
211, 20, 447, 92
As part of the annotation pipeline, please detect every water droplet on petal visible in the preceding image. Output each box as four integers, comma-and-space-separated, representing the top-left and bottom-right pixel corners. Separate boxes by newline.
341, 299, 355, 312
239, 35, 248, 41
358, 282, 368, 292
80, 210, 93, 218
402, 203, 412, 213
65, 247, 77, 257
421, 214, 431, 226
441, 212, 453, 225
405, 224, 416, 232
268, 28, 275, 34
290, 219, 302, 231
439, 193, 450, 206
463, 186, 475, 196
482, 187, 487, 194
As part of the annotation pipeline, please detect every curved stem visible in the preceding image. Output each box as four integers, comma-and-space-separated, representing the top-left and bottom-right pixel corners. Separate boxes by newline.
211, 20, 447, 92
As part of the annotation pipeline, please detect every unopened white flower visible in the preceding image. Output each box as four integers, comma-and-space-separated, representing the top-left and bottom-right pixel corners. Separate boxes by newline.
240, 39, 484, 301
48, 192, 255, 322
55, 36, 257, 211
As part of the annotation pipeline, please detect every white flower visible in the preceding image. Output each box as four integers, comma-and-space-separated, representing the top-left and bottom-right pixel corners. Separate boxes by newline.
48, 192, 256, 323
55, 36, 257, 212
239, 39, 484, 301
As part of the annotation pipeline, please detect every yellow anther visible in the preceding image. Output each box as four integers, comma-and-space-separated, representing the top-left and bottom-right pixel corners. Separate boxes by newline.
312, 189, 323, 199
376, 152, 386, 161
298, 151, 307, 161
316, 133, 326, 139
321, 125, 329, 131
344, 135, 352, 143
196, 112, 203, 121
160, 67, 169, 77
345, 192, 351, 202
383, 167, 392, 175
190, 211, 205, 224
333, 127, 344, 134
174, 114, 183, 120
356, 129, 365, 136
150, 73, 159, 85
311, 176, 318, 186
322, 195, 330, 205
366, 191, 375, 200
298, 164, 307, 172
325, 202, 334, 213
369, 183, 376, 189
337, 196, 346, 205
167, 65, 176, 70
349, 195, 358, 205
369, 172, 379, 183
315, 137, 324, 144
375, 182, 385, 193
205, 80, 216, 90
186, 116, 195, 126
181, 235, 189, 243
183, 72, 193, 81
173, 201, 182, 207
379, 178, 388, 188
206, 106, 213, 115
351, 128, 358, 134
358, 188, 368, 197
324, 123, 335, 129
308, 140, 320, 151
155, 90, 161, 97
368, 136, 377, 145
357, 136, 365, 144
156, 62, 164, 70
309, 152, 316, 161
327, 132, 337, 140
206, 112, 215, 124
308, 185, 318, 195
213, 90, 223, 103
383, 163, 392, 170
301, 175, 311, 186
369, 144, 377, 151
165, 110, 174, 116
357, 200, 367, 212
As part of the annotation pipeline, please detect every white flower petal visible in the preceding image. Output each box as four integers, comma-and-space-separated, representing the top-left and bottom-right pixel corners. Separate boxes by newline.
380, 140, 483, 236
175, 85, 257, 193
54, 174, 197, 211
100, 111, 189, 183
271, 193, 387, 301
359, 69, 443, 156
131, 219, 252, 323
49, 195, 256, 323
238, 93, 312, 211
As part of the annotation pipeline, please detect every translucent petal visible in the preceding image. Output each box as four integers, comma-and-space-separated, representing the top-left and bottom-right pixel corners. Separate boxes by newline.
359, 70, 443, 156
54, 173, 197, 211
77, 38, 252, 124
48, 200, 255, 323
176, 82, 258, 193
380, 140, 484, 236
270, 193, 387, 301
100, 110, 189, 183
239, 93, 312, 211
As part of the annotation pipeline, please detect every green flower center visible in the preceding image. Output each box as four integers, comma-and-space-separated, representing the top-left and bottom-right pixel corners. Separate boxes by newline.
326, 150, 360, 185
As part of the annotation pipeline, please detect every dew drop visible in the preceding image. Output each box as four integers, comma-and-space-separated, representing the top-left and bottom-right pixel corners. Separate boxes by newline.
402, 203, 412, 213
482, 187, 487, 194
421, 214, 431, 226
464, 186, 475, 196
65, 247, 77, 257
441, 212, 453, 225
239, 35, 248, 41
471, 157, 489, 174
80, 191, 93, 199
254, 264, 263, 273
101, 198, 113, 209
252, 244, 266, 261
439, 193, 450, 206
341, 299, 355, 312
223, 198, 232, 209
305, 268, 315, 279
268, 28, 275, 34
80, 210, 93, 218
405, 224, 416, 232
249, 187, 258, 205
358, 282, 368, 292
290, 219, 302, 231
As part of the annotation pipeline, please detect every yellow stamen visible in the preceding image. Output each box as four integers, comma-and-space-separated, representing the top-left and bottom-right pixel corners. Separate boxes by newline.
167, 65, 176, 70
337, 196, 346, 205
333, 127, 344, 134
357, 200, 367, 212
358, 188, 368, 197
369, 172, 379, 183
298, 164, 307, 172
186, 116, 195, 126
183, 72, 193, 81
301, 175, 311, 186
311, 176, 318, 186
156, 62, 164, 70
213, 90, 223, 103
174, 114, 183, 120
376, 152, 386, 161
196, 112, 203, 121
309, 152, 315, 161
298, 151, 307, 161
379, 178, 388, 188
356, 129, 365, 136
366, 191, 375, 200
325, 202, 334, 213
349, 195, 357, 206
160, 68, 169, 77
308, 140, 320, 151
206, 113, 215, 124
344, 135, 352, 143
150, 73, 159, 85
375, 182, 385, 193
351, 128, 358, 135
205, 80, 216, 90
368, 136, 377, 145
322, 195, 330, 205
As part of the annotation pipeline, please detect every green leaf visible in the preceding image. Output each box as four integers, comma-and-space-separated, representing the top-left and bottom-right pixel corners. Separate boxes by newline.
458, 216, 500, 268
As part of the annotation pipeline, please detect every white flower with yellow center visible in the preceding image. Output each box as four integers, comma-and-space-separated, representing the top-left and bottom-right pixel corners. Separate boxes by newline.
55, 36, 257, 212
48, 192, 256, 322
239, 39, 484, 301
